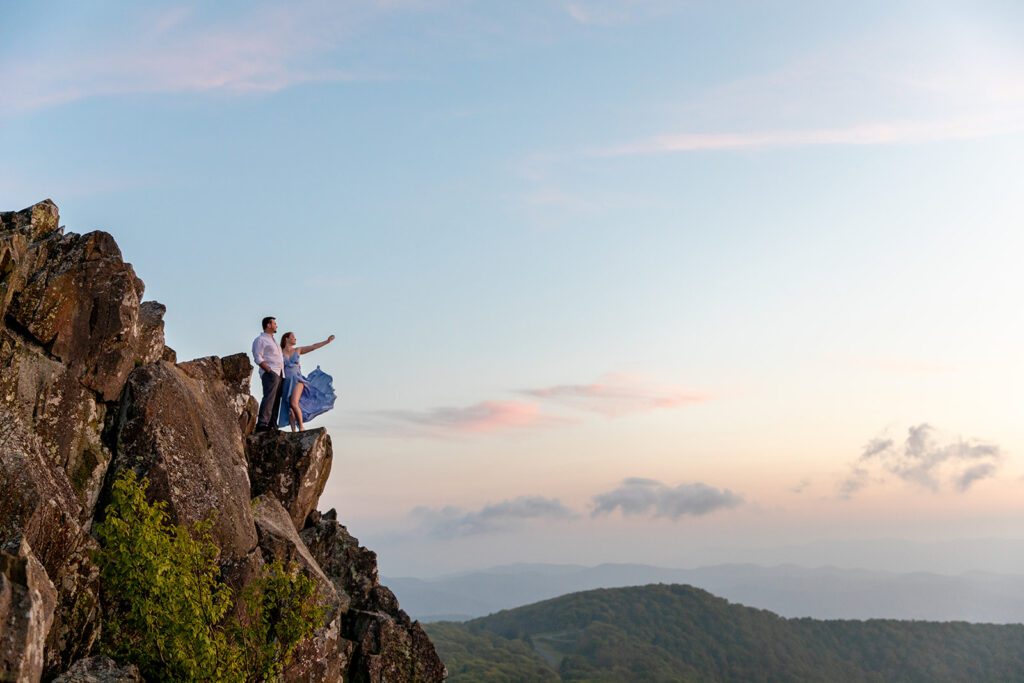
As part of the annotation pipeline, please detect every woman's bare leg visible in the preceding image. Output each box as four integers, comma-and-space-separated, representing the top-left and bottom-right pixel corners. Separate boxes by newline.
291, 383, 305, 431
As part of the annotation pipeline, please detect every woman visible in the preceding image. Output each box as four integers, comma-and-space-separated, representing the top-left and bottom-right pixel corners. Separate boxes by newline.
278, 332, 337, 431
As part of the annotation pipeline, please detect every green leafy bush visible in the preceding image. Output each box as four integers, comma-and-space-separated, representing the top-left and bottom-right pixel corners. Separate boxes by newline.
233, 559, 326, 681
94, 470, 324, 682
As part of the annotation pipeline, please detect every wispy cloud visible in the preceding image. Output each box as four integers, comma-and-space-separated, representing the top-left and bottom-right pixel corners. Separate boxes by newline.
569, 15, 1024, 157
0, 3, 387, 113
523, 373, 709, 418
349, 372, 702, 437
412, 496, 577, 538
353, 399, 572, 437
593, 116, 1024, 156
591, 477, 743, 519
839, 423, 1003, 497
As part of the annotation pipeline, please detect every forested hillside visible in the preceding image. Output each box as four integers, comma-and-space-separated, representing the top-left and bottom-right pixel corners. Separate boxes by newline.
425, 583, 1024, 682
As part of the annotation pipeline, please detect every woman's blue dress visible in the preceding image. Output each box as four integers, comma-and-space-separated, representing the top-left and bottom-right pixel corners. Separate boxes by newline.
278, 351, 337, 427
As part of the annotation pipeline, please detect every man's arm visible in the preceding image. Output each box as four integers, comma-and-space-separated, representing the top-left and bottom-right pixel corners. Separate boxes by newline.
252, 337, 272, 373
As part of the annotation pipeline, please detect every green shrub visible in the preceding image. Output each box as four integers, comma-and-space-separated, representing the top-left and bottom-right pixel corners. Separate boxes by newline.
94, 470, 324, 682
233, 559, 326, 681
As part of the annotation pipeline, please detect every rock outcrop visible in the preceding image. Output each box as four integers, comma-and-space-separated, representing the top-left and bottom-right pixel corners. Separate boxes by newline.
0, 201, 445, 682
300, 516, 448, 682
248, 428, 333, 532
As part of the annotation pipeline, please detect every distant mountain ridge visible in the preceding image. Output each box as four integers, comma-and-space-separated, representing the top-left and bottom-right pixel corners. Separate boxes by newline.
387, 561, 1024, 623
426, 583, 1024, 682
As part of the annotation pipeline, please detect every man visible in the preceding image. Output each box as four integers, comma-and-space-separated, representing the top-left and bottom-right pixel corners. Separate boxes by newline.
252, 316, 285, 432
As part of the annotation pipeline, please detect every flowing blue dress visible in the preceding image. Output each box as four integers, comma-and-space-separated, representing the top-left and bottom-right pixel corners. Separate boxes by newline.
278, 351, 337, 427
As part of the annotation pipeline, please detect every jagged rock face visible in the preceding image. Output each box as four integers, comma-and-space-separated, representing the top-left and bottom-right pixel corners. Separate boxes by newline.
252, 494, 350, 681
135, 301, 166, 366
0, 202, 163, 677
301, 516, 379, 610
0, 202, 166, 520
109, 355, 258, 559
0, 412, 101, 678
0, 202, 445, 682
0, 540, 57, 682
8, 230, 146, 403
252, 494, 339, 605
0, 201, 60, 323
347, 608, 446, 683
301, 518, 447, 682
0, 330, 110, 518
248, 428, 333, 531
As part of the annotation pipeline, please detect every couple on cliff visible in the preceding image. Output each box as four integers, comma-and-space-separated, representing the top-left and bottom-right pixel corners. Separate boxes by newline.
252, 316, 337, 432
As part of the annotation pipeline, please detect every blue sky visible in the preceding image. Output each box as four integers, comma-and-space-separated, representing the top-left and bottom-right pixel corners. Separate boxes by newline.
3, 0, 1023, 576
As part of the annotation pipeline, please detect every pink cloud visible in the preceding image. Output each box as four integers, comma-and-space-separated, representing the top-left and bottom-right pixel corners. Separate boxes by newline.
0, 2, 387, 113
356, 399, 572, 437
523, 373, 710, 418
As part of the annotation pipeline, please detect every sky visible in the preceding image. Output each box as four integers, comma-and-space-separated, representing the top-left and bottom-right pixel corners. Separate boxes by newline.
3, 0, 1023, 578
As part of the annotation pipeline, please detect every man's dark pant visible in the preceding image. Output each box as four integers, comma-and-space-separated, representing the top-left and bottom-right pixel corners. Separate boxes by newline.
257, 371, 283, 429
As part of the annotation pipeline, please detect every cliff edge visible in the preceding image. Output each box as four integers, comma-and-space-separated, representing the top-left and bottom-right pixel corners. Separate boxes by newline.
0, 201, 446, 682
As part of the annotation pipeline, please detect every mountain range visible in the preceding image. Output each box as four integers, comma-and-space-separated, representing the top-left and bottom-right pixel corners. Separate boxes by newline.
387, 561, 1024, 623
425, 583, 1024, 681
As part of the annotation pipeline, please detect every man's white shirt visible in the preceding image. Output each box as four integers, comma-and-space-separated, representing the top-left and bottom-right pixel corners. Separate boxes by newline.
252, 333, 284, 376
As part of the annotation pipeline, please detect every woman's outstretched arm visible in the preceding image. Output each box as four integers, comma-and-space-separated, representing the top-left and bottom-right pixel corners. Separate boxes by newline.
296, 334, 335, 355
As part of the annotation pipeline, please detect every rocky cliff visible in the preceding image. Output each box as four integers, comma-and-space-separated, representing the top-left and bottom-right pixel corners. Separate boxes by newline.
0, 201, 446, 682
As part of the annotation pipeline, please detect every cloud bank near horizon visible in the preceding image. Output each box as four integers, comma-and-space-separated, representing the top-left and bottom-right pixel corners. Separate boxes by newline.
591, 478, 744, 519
407, 476, 745, 538
412, 496, 577, 539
